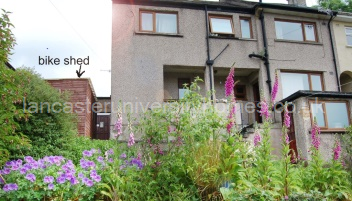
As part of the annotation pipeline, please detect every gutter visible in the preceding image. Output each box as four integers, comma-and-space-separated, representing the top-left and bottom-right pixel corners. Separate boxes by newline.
327, 15, 341, 92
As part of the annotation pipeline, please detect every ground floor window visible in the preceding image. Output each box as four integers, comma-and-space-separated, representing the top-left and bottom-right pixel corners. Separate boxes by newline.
309, 100, 350, 130
178, 78, 190, 99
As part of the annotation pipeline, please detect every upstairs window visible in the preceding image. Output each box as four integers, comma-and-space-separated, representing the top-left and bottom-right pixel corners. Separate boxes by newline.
140, 11, 178, 34
209, 15, 234, 35
240, 17, 252, 38
345, 27, 352, 46
310, 101, 350, 130
275, 20, 317, 42
281, 72, 323, 98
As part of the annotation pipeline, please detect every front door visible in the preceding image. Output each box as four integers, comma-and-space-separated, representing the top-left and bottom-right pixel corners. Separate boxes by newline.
96, 114, 110, 140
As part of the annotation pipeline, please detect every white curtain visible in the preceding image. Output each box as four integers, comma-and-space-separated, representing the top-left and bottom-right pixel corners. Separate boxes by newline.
156, 13, 177, 34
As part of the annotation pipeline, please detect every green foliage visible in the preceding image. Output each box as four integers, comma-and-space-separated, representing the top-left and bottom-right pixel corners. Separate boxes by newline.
8, 68, 77, 160
0, 10, 31, 166
317, 0, 352, 12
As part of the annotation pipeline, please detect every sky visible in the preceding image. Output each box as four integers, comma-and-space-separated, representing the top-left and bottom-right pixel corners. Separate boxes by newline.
0, 0, 317, 97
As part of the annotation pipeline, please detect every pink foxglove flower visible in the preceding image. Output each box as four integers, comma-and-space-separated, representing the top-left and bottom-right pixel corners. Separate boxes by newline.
225, 68, 235, 97
284, 106, 290, 128
271, 72, 279, 104
311, 121, 320, 150
114, 114, 122, 138
285, 134, 290, 144
128, 132, 135, 147
227, 103, 236, 133
253, 132, 261, 146
259, 100, 270, 120
333, 139, 341, 161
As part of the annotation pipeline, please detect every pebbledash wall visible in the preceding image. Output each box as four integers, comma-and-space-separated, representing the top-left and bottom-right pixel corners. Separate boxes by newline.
111, 0, 350, 159
47, 78, 97, 137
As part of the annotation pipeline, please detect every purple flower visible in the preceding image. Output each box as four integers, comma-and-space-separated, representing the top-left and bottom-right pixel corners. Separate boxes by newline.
253, 132, 261, 147
284, 106, 290, 128
83, 150, 93, 157
128, 132, 135, 147
3, 183, 18, 192
259, 100, 270, 120
311, 121, 321, 150
48, 183, 54, 190
43, 176, 54, 183
271, 72, 279, 104
70, 177, 79, 185
25, 173, 36, 182
56, 176, 66, 184
97, 156, 104, 163
19, 167, 27, 175
108, 158, 113, 163
2, 167, 11, 175
120, 153, 127, 159
24, 156, 34, 163
83, 178, 94, 187
333, 139, 341, 161
114, 115, 123, 138
106, 149, 114, 156
93, 175, 101, 182
225, 67, 235, 97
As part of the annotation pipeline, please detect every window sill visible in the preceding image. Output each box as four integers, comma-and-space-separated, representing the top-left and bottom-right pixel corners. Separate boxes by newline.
274, 39, 322, 45
135, 32, 183, 37
238, 38, 257, 41
346, 45, 352, 48
310, 129, 347, 133
209, 36, 257, 41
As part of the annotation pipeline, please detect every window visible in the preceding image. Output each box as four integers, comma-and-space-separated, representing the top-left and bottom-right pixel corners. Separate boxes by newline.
275, 20, 317, 42
234, 85, 246, 100
281, 72, 323, 98
345, 27, 352, 46
310, 101, 350, 130
209, 15, 234, 35
240, 17, 252, 39
140, 11, 178, 34
178, 78, 190, 99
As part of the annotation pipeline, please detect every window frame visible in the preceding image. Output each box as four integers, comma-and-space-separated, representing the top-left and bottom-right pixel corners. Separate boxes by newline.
239, 16, 253, 39
280, 71, 324, 95
208, 15, 235, 35
309, 100, 351, 131
345, 27, 352, 46
139, 10, 178, 34
275, 19, 318, 42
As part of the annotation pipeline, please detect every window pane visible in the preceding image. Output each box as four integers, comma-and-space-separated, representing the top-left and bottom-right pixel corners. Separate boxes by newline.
346, 27, 352, 34
347, 35, 352, 46
281, 73, 309, 98
156, 13, 177, 34
240, 19, 251, 38
311, 103, 326, 127
275, 21, 303, 41
141, 13, 153, 31
326, 103, 349, 128
311, 75, 322, 91
179, 89, 189, 99
304, 24, 316, 41
210, 17, 233, 33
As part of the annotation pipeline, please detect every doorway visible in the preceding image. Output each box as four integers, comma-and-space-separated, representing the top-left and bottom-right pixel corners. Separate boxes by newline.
96, 114, 110, 140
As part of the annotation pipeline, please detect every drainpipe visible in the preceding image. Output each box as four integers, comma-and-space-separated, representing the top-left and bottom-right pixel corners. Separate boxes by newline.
327, 15, 341, 92
205, 5, 215, 101
259, 10, 272, 94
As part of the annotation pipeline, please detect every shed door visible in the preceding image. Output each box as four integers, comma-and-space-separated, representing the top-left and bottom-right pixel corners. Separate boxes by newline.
96, 114, 110, 140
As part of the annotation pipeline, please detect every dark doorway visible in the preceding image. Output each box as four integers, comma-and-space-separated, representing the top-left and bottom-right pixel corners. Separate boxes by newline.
96, 114, 110, 140
252, 82, 262, 123
282, 105, 298, 162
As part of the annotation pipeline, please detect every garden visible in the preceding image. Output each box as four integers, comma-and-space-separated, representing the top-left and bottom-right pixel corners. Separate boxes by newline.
1, 9, 352, 201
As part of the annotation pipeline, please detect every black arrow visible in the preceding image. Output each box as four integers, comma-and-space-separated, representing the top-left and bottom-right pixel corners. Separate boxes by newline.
76, 64, 85, 78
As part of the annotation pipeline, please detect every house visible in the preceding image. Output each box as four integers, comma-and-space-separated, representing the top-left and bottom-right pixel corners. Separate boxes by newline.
332, 12, 352, 93
111, 0, 352, 159
46, 78, 97, 138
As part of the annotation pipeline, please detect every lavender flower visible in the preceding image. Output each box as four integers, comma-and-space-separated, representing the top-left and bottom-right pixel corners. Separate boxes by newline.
97, 156, 104, 163
128, 132, 135, 147
83, 150, 93, 157
271, 72, 279, 104
284, 106, 290, 128
25, 173, 36, 182
120, 153, 127, 159
3, 183, 18, 192
225, 67, 235, 97
57, 176, 66, 184
24, 156, 34, 163
333, 139, 341, 161
311, 121, 321, 150
259, 100, 270, 120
